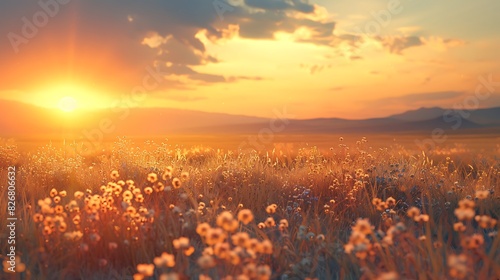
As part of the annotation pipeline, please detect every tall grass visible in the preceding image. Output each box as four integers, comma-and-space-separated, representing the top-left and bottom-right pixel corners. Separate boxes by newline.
0, 137, 498, 279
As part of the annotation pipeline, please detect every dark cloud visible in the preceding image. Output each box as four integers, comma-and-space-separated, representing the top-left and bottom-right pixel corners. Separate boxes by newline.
244, 0, 315, 13
0, 0, 337, 99
376, 36, 423, 54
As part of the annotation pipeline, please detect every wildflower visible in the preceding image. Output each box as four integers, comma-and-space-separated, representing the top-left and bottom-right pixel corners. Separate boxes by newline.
243, 263, 257, 278
386, 197, 396, 207
316, 234, 325, 241
279, 219, 289, 231
123, 190, 133, 201
475, 190, 489, 199
264, 217, 276, 228
33, 213, 44, 222
231, 232, 250, 247
352, 218, 373, 235
214, 242, 231, 259
144, 187, 153, 195
475, 215, 497, 229
414, 214, 430, 223
74, 191, 84, 199
55, 205, 64, 214
237, 209, 254, 225
256, 265, 271, 280
173, 237, 195, 256
2, 256, 25, 273
159, 273, 179, 280
407, 207, 420, 218
154, 182, 165, 192
181, 172, 189, 180
147, 173, 158, 183
246, 238, 260, 253
266, 204, 278, 214
223, 219, 239, 232
172, 178, 182, 188
133, 274, 144, 280
216, 211, 234, 228
376, 272, 399, 280
162, 171, 172, 181
50, 188, 58, 197
448, 254, 468, 278
454, 208, 475, 221
461, 234, 484, 249
110, 170, 119, 180
59, 190, 67, 197
453, 222, 466, 232
197, 223, 211, 237
206, 228, 226, 245
458, 199, 475, 209
137, 264, 155, 277
227, 251, 241, 265
154, 252, 175, 267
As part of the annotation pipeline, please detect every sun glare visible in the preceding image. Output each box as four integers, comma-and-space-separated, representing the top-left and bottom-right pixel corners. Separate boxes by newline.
58, 96, 78, 112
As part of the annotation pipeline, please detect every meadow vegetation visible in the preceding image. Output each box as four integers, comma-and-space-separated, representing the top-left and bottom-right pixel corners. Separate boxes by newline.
0, 136, 499, 279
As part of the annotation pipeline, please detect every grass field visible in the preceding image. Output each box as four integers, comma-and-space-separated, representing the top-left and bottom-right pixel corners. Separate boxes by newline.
0, 134, 499, 279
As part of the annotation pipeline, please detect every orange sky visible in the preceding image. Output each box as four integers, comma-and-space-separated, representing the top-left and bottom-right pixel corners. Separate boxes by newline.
0, 0, 499, 119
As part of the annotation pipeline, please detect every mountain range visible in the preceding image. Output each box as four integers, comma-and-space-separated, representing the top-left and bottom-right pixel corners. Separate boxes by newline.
0, 99, 499, 137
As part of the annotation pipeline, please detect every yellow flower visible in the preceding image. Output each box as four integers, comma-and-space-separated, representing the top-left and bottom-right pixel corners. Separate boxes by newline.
376, 271, 399, 280
475, 190, 489, 199
414, 214, 429, 223
137, 263, 155, 277
385, 197, 396, 207
237, 209, 254, 225
172, 178, 182, 189
448, 254, 468, 278
265, 204, 277, 214
264, 217, 276, 228
206, 228, 226, 245
231, 232, 250, 247
352, 218, 373, 235
154, 252, 175, 267
197, 223, 211, 237
453, 222, 466, 232
110, 170, 120, 180
407, 207, 420, 218
147, 173, 158, 183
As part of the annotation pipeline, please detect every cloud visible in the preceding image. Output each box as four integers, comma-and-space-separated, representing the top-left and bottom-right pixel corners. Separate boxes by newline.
376, 35, 423, 54
371, 91, 465, 107
0, 0, 338, 97
244, 0, 315, 13
374, 35, 464, 54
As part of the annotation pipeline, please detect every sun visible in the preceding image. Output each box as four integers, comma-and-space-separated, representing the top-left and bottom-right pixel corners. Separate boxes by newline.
58, 96, 78, 112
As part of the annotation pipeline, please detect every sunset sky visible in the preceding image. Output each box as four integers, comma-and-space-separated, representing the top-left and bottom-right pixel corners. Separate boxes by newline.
0, 0, 499, 119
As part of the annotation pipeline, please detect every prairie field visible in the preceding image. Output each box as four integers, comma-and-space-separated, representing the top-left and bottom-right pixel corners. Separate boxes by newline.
0, 134, 499, 280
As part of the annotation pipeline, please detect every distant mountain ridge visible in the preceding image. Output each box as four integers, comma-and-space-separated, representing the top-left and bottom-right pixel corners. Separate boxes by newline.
0, 99, 499, 137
